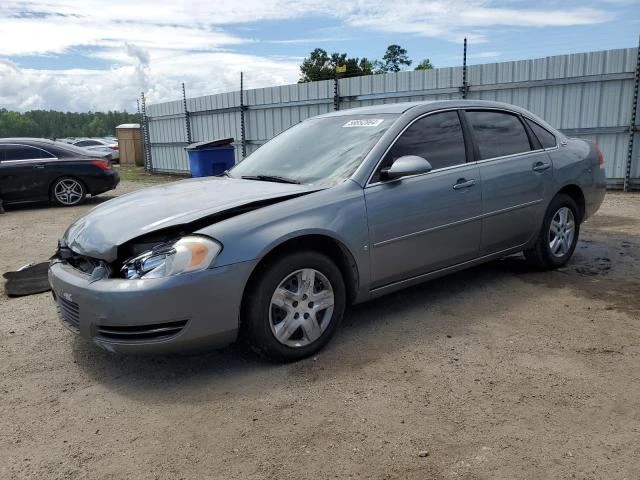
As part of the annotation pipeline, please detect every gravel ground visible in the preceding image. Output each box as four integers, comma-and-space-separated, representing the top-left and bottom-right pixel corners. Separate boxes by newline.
1, 183, 639, 480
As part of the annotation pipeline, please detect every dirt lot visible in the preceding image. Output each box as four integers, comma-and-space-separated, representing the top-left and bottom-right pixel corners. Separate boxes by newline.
1, 179, 639, 480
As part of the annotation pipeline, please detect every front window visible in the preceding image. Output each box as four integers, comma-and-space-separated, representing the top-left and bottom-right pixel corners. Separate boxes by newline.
229, 114, 397, 186
372, 111, 468, 182
4, 145, 54, 160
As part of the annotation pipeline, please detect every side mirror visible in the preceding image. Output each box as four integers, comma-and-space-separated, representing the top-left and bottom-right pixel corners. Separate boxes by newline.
380, 155, 433, 181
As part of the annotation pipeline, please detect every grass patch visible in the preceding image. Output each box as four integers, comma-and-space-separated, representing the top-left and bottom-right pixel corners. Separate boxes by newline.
115, 165, 187, 184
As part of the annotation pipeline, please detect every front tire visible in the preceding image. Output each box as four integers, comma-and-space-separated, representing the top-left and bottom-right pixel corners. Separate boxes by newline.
524, 194, 580, 269
243, 251, 346, 362
51, 177, 86, 207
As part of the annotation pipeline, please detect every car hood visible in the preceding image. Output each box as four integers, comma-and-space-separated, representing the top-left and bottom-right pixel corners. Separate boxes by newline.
62, 176, 318, 261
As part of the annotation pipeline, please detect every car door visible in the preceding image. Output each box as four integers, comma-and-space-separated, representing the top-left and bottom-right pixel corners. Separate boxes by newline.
364, 110, 482, 288
0, 144, 56, 202
463, 110, 553, 254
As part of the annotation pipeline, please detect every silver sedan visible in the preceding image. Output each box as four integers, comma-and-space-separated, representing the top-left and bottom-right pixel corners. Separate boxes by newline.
49, 100, 606, 361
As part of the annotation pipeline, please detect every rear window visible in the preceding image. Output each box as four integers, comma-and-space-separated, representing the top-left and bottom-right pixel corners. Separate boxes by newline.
49, 142, 100, 158
524, 118, 557, 149
75, 140, 102, 147
466, 110, 532, 160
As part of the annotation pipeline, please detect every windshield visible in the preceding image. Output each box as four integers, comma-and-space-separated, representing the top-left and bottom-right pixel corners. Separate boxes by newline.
229, 114, 397, 186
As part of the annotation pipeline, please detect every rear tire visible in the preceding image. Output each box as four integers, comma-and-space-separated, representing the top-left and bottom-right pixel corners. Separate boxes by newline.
242, 251, 346, 362
51, 177, 86, 207
524, 194, 580, 269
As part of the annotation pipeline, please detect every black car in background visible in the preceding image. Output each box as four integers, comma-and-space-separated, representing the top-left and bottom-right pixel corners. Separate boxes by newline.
0, 138, 119, 208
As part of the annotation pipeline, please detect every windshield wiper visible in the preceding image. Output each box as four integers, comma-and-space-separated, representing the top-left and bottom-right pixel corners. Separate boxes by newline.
241, 175, 300, 184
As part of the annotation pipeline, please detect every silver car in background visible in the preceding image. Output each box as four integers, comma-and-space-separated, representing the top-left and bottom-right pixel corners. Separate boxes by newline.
49, 100, 606, 361
72, 138, 120, 162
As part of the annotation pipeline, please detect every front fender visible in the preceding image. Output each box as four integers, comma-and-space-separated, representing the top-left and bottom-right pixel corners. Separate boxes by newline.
195, 181, 371, 296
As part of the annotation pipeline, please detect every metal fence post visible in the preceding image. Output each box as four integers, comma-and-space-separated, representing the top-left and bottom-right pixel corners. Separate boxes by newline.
140, 92, 153, 172
334, 70, 340, 111
624, 38, 640, 192
240, 72, 247, 159
182, 83, 192, 145
460, 37, 469, 99
136, 98, 147, 162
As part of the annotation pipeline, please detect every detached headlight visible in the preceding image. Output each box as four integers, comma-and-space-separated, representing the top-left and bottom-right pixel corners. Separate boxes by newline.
121, 236, 222, 279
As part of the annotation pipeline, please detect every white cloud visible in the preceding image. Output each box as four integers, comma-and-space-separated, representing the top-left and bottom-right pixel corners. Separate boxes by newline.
0, 0, 616, 111
0, 15, 248, 56
473, 51, 502, 58
0, 51, 301, 112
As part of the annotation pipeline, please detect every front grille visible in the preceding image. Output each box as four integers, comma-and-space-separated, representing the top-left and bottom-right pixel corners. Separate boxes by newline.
96, 320, 188, 342
57, 296, 80, 332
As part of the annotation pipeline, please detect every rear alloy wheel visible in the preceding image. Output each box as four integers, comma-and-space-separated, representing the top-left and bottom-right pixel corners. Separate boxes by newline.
243, 251, 346, 361
548, 207, 576, 258
52, 177, 86, 207
524, 194, 580, 269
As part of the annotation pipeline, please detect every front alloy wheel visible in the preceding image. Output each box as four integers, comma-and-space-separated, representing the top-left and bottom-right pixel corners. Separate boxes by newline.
269, 268, 335, 348
243, 251, 346, 361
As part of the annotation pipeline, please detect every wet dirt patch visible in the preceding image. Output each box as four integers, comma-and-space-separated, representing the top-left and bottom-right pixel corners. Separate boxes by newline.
585, 214, 640, 233
576, 347, 624, 355
492, 234, 640, 316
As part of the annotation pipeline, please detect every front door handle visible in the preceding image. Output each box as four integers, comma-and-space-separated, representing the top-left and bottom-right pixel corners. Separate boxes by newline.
33, 164, 46, 169
453, 178, 476, 190
532, 162, 551, 172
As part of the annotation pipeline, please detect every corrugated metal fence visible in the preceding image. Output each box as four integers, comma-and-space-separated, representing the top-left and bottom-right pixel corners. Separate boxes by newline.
145, 47, 640, 189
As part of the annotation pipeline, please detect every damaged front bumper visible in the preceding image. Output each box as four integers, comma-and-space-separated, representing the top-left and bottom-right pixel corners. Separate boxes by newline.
48, 259, 255, 354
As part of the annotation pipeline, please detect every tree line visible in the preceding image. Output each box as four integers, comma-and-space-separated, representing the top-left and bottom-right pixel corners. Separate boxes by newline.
0, 109, 138, 139
299, 44, 433, 82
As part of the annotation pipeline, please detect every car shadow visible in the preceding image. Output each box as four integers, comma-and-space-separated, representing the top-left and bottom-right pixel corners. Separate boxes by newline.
70, 254, 543, 403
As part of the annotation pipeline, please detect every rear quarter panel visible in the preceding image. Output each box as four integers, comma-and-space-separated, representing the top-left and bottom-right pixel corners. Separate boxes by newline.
548, 138, 605, 220
48, 159, 114, 194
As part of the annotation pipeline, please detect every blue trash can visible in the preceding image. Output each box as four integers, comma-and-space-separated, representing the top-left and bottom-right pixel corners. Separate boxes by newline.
185, 138, 235, 177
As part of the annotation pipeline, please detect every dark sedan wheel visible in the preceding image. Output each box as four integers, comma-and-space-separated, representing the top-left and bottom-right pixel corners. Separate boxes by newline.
525, 194, 580, 269
52, 177, 86, 207
243, 251, 346, 362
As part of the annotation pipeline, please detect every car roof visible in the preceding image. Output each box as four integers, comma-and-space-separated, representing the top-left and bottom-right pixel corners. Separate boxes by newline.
314, 99, 534, 118
0, 138, 104, 158
0, 138, 61, 147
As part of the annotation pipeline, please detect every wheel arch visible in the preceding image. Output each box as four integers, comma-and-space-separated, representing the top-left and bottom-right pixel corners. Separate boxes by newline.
555, 184, 585, 221
240, 234, 360, 319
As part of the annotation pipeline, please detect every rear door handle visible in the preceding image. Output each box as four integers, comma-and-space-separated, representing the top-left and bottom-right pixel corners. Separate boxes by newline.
453, 178, 476, 190
532, 162, 551, 172
33, 164, 46, 169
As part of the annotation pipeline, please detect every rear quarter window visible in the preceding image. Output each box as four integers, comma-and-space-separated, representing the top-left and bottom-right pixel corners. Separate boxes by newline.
524, 118, 557, 149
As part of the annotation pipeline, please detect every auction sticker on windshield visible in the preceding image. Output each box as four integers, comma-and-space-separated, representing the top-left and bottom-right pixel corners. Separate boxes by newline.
343, 119, 384, 127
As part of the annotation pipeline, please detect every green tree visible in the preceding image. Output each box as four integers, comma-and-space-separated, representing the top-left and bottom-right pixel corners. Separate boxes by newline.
86, 116, 108, 137
380, 44, 412, 73
0, 110, 38, 136
415, 59, 434, 71
299, 48, 374, 82
0, 109, 137, 138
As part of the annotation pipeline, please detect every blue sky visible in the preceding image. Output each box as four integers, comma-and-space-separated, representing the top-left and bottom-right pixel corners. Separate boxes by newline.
0, 0, 638, 112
